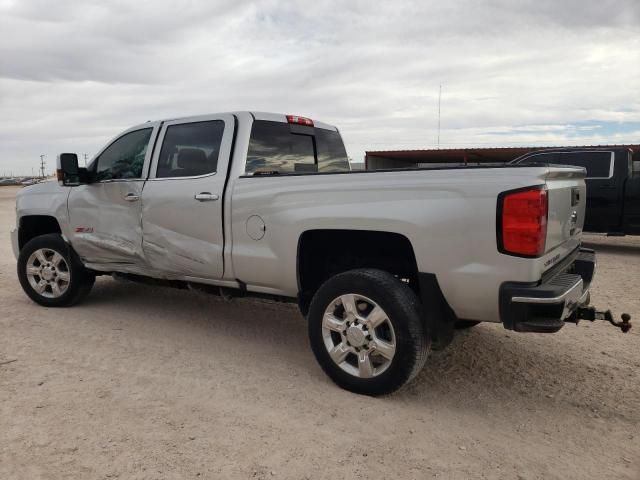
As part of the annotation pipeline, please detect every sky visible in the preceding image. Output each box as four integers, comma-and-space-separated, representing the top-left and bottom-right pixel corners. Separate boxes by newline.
1, 0, 639, 175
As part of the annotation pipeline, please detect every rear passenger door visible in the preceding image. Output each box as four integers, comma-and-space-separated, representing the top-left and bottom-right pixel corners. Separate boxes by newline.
141, 114, 235, 279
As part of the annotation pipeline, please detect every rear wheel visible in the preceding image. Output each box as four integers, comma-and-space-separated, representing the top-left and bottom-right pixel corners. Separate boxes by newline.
308, 269, 429, 396
17, 234, 95, 307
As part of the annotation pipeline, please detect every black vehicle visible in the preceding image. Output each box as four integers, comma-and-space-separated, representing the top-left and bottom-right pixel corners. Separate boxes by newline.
512, 147, 640, 235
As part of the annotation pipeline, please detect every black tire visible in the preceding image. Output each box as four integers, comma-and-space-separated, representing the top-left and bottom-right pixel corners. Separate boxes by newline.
454, 320, 481, 330
308, 268, 429, 396
17, 233, 95, 307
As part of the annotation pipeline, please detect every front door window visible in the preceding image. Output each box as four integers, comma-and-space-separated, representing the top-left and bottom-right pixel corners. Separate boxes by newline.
94, 128, 153, 181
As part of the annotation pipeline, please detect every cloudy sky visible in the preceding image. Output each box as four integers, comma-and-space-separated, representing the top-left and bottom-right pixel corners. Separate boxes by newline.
1, 0, 639, 175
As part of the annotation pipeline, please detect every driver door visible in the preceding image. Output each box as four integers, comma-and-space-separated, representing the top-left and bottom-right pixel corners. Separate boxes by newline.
67, 123, 161, 266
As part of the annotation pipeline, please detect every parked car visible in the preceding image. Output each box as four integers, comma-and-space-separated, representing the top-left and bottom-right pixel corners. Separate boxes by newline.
511, 147, 640, 235
10, 112, 628, 395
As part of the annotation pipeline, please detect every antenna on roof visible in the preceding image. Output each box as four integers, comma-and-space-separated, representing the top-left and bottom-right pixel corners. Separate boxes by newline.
437, 84, 442, 149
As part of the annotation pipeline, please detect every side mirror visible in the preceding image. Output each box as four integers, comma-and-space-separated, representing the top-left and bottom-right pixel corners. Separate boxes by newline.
56, 153, 81, 186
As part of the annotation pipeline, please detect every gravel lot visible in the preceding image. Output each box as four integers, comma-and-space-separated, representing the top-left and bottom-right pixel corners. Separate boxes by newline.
1, 185, 638, 480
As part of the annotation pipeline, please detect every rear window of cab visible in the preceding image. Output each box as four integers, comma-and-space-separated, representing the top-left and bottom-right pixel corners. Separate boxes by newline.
246, 120, 350, 175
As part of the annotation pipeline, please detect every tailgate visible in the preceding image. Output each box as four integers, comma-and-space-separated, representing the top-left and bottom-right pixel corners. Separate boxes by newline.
543, 166, 587, 261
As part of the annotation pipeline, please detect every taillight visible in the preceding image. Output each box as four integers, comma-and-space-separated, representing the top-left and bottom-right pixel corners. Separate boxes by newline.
286, 115, 314, 126
498, 186, 548, 257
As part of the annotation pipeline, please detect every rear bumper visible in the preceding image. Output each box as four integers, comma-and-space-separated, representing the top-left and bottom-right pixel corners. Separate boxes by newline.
500, 248, 596, 333
10, 228, 19, 260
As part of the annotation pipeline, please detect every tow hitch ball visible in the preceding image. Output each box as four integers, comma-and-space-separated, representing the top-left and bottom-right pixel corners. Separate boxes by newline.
568, 307, 632, 333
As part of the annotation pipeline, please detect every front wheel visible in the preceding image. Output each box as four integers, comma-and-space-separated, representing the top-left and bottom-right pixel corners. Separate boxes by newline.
308, 269, 429, 396
17, 233, 95, 307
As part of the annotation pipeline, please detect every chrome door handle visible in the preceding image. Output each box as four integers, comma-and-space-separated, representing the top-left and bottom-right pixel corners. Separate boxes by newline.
124, 193, 140, 202
194, 192, 219, 202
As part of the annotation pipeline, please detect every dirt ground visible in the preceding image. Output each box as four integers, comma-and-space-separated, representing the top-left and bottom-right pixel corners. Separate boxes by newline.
0, 185, 638, 480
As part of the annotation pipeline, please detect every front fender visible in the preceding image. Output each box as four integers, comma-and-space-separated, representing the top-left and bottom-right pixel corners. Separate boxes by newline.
16, 182, 72, 240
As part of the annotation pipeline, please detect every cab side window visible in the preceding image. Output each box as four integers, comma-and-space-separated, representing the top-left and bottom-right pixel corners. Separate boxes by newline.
95, 128, 153, 181
316, 128, 350, 172
555, 152, 613, 179
156, 121, 225, 178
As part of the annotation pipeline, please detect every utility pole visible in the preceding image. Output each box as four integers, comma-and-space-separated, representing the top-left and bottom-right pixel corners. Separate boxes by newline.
437, 84, 442, 149
83, 153, 88, 166
39, 155, 46, 178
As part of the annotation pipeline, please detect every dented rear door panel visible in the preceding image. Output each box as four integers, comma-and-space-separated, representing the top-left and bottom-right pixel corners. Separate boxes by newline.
140, 114, 235, 280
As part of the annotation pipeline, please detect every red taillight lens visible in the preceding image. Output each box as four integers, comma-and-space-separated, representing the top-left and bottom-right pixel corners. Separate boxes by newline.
286, 115, 314, 126
499, 186, 548, 257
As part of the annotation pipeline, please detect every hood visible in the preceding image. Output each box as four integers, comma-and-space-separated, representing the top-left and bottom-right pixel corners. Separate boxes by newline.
16, 179, 71, 220
17, 179, 65, 197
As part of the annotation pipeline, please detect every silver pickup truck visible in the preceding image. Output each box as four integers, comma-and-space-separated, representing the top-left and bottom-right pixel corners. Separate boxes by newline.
11, 111, 630, 395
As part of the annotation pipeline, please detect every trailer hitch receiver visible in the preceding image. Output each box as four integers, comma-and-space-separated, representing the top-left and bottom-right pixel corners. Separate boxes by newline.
569, 306, 632, 333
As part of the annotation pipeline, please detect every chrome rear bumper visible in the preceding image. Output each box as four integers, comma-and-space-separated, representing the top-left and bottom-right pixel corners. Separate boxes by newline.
511, 274, 589, 321
500, 248, 595, 333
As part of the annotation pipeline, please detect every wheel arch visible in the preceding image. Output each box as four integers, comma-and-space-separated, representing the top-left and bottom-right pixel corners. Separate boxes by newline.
297, 229, 458, 349
296, 229, 420, 315
18, 215, 63, 251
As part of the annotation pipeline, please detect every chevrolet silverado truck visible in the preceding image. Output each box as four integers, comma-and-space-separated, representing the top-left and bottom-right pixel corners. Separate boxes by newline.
511, 147, 640, 235
11, 112, 631, 395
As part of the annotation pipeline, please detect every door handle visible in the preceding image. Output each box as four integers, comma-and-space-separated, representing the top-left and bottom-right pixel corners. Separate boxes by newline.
194, 192, 219, 202
124, 193, 140, 202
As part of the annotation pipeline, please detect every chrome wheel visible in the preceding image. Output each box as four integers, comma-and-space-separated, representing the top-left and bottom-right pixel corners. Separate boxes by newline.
322, 294, 396, 378
25, 248, 71, 299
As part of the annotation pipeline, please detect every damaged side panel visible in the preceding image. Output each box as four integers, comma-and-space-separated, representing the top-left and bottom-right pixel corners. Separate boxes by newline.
74, 232, 139, 260
140, 211, 224, 279
67, 181, 146, 264
138, 113, 235, 280
66, 121, 161, 267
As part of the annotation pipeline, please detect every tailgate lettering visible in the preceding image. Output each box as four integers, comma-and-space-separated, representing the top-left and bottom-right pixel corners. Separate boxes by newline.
544, 253, 561, 268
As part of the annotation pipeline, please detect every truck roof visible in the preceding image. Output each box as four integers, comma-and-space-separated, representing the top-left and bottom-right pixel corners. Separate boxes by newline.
130, 111, 339, 132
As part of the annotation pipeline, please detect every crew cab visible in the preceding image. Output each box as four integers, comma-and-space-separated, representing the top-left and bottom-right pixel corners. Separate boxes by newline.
512, 147, 640, 235
11, 112, 628, 395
